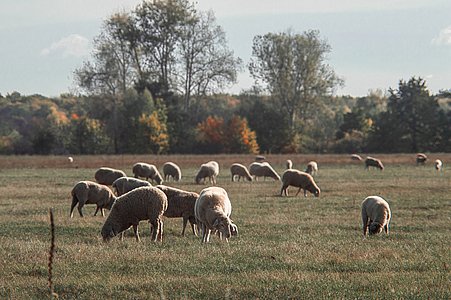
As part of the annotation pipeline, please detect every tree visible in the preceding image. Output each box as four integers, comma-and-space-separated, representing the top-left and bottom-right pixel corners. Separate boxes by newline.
177, 10, 242, 110
249, 29, 343, 131
368, 77, 441, 152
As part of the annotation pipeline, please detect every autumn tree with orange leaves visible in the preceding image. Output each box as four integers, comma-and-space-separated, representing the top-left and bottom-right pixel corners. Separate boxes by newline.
196, 115, 259, 154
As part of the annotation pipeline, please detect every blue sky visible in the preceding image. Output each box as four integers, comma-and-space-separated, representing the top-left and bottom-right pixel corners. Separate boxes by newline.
1, 0, 450, 97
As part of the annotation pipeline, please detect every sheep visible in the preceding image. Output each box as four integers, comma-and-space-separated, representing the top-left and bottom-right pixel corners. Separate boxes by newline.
70, 181, 116, 218
162, 161, 182, 182
67, 156, 74, 163
230, 163, 253, 182
361, 196, 391, 238
94, 167, 126, 185
286, 159, 293, 169
416, 153, 427, 165
305, 161, 318, 176
364, 156, 384, 171
350, 154, 362, 161
195, 161, 219, 185
156, 185, 199, 236
255, 155, 266, 162
434, 159, 443, 171
101, 186, 168, 242
249, 161, 281, 181
112, 177, 152, 196
194, 186, 238, 243
132, 162, 163, 184
280, 169, 320, 197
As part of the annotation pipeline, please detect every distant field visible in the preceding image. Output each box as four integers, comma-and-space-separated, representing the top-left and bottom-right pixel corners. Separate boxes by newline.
0, 154, 450, 299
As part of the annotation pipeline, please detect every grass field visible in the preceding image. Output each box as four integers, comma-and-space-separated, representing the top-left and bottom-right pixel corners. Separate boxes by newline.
0, 154, 450, 299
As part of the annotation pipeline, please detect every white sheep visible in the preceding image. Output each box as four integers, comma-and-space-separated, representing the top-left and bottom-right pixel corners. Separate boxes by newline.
305, 161, 318, 176
434, 159, 443, 171
364, 156, 384, 171
230, 163, 253, 182
132, 162, 163, 184
67, 156, 74, 163
101, 186, 168, 242
195, 161, 219, 185
156, 185, 199, 236
112, 177, 152, 196
70, 181, 116, 218
286, 159, 293, 169
249, 161, 280, 181
194, 186, 238, 243
280, 169, 320, 197
361, 196, 391, 237
94, 167, 127, 185
162, 161, 182, 182
350, 154, 362, 161
416, 153, 427, 165
255, 155, 266, 162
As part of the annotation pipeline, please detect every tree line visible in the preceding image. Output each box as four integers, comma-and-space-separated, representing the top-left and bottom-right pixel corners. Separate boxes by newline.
0, 0, 450, 155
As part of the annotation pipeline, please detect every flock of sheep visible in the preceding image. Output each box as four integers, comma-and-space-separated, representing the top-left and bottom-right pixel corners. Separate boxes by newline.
69, 153, 444, 243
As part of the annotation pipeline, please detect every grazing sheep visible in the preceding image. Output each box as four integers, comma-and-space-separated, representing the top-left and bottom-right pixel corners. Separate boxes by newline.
112, 177, 151, 196
280, 169, 320, 197
255, 155, 266, 162
230, 163, 253, 182
434, 159, 443, 171
361, 196, 391, 237
195, 161, 219, 184
249, 162, 281, 181
156, 185, 199, 236
94, 167, 127, 185
70, 181, 116, 218
162, 162, 182, 182
351, 154, 363, 161
305, 161, 318, 176
416, 153, 427, 165
194, 186, 238, 243
101, 186, 168, 242
67, 156, 74, 163
364, 156, 384, 171
132, 162, 163, 184
286, 159, 293, 169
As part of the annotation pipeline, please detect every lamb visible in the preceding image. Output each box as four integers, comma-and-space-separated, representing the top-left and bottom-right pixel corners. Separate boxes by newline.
162, 162, 182, 182
305, 161, 318, 176
364, 156, 384, 170
249, 161, 281, 181
230, 163, 253, 182
195, 161, 219, 184
286, 159, 293, 169
101, 186, 168, 242
280, 169, 320, 197
361, 196, 391, 237
434, 159, 443, 171
132, 162, 163, 184
94, 167, 126, 185
112, 177, 151, 196
156, 185, 199, 236
416, 153, 427, 165
194, 186, 238, 243
70, 181, 116, 218
350, 154, 363, 161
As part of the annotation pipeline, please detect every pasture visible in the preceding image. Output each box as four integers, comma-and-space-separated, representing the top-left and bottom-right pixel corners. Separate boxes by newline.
0, 154, 450, 299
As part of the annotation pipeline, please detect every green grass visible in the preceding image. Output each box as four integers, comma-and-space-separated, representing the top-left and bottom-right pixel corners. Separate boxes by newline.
0, 154, 450, 299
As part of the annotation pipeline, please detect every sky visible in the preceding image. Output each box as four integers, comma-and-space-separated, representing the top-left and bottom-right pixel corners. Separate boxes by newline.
1, 0, 450, 97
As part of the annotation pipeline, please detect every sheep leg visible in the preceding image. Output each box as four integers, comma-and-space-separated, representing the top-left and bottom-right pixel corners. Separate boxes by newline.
362, 213, 369, 237
280, 185, 288, 196
70, 196, 78, 218
303, 189, 307, 197
150, 220, 160, 242
384, 224, 389, 235
77, 204, 84, 217
120, 232, 125, 241
132, 224, 140, 242
100, 208, 105, 217
181, 217, 188, 236
158, 220, 164, 242
295, 188, 302, 196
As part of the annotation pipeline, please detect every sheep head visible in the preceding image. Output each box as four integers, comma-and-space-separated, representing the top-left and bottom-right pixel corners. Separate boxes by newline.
101, 223, 116, 242
213, 216, 232, 239
369, 222, 383, 235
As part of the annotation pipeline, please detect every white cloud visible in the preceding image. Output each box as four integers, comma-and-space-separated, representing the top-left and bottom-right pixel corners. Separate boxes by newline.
41, 34, 89, 57
431, 26, 451, 46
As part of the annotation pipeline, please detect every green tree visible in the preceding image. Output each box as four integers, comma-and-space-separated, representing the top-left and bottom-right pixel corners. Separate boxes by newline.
249, 29, 343, 130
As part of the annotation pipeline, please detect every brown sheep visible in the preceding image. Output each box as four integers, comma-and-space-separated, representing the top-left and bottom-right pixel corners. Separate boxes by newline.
280, 169, 320, 197
230, 163, 253, 182
94, 167, 126, 185
70, 181, 116, 218
364, 156, 384, 170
